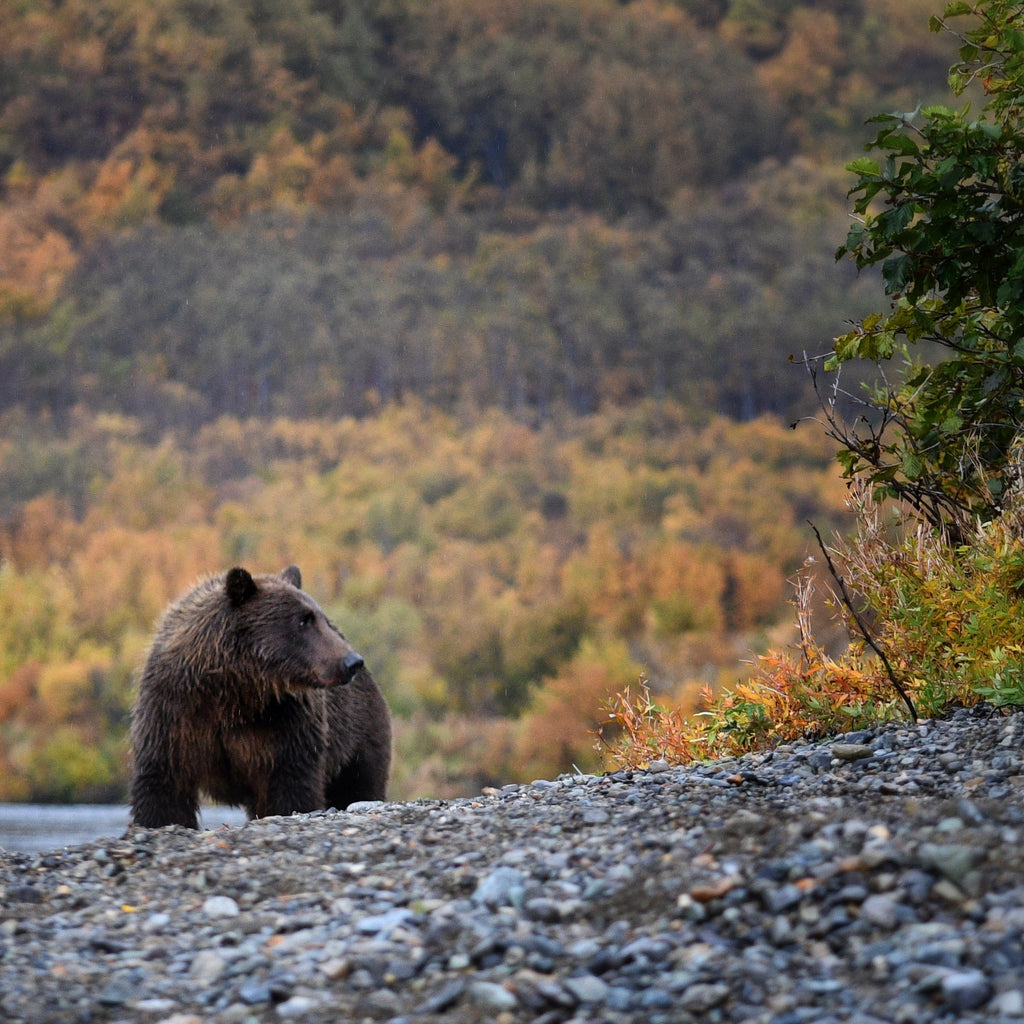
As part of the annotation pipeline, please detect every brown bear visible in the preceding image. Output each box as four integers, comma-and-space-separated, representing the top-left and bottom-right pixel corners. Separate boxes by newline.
130, 565, 391, 829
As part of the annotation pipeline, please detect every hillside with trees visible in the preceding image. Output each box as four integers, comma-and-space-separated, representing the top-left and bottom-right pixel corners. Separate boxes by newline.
0, 0, 968, 800
0, 0, 958, 428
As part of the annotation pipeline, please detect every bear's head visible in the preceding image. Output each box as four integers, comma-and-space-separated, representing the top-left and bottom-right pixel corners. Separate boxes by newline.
225, 565, 365, 690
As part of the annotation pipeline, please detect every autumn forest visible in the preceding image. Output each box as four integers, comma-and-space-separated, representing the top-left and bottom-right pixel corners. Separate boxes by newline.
0, 0, 957, 801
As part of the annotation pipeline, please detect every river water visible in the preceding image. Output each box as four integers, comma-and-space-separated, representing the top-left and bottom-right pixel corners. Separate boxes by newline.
0, 804, 247, 854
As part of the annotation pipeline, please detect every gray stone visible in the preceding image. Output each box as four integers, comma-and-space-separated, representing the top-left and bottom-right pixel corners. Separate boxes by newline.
767, 883, 803, 913
190, 950, 228, 983
275, 994, 319, 1017
639, 988, 674, 1009
473, 866, 525, 908
941, 970, 992, 1011
96, 979, 136, 1006
562, 973, 608, 1004
468, 981, 518, 1011
680, 982, 731, 1012
832, 743, 876, 761
807, 750, 835, 770
134, 998, 176, 1014
416, 981, 466, 1015
918, 843, 983, 883
859, 894, 899, 929
3, 704, 1024, 1024
354, 907, 414, 935
238, 981, 272, 1005
524, 897, 561, 922
990, 989, 1024, 1017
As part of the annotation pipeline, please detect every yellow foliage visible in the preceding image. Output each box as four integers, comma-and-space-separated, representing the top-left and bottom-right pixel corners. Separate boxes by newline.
37, 646, 112, 721
757, 10, 843, 109
515, 636, 642, 780
24, 725, 120, 802
0, 564, 77, 677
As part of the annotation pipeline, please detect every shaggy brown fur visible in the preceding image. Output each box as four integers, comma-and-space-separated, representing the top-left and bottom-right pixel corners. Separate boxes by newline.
130, 565, 391, 828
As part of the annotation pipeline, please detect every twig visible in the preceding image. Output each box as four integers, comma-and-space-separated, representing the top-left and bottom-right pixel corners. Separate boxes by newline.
809, 522, 918, 722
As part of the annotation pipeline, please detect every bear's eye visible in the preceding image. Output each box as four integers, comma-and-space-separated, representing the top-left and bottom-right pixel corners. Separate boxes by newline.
298, 611, 316, 629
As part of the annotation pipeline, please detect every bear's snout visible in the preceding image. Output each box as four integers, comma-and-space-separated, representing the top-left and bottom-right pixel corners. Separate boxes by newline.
339, 651, 365, 685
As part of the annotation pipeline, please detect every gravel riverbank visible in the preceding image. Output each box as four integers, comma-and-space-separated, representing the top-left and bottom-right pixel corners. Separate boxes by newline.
3, 704, 1024, 1023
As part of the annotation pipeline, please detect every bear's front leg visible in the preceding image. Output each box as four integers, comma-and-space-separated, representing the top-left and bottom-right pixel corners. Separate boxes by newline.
258, 769, 324, 819
247, 697, 327, 819
130, 763, 200, 829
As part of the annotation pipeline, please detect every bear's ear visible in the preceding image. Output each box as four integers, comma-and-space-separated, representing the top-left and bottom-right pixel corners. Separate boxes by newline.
281, 565, 302, 589
226, 567, 259, 606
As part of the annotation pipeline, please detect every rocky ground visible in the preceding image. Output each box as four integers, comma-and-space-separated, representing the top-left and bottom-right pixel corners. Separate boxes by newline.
3, 704, 1024, 1023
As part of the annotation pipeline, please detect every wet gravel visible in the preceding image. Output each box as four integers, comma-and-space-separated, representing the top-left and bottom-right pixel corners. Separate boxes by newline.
3, 704, 1024, 1023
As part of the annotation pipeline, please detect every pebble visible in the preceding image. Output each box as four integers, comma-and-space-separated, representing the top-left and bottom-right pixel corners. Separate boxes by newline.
275, 994, 320, 1018
860, 893, 899, 929
2, 705, 1024, 1023
469, 980, 518, 1010
189, 950, 228, 982
201, 895, 240, 918
941, 970, 992, 1011
563, 972, 608, 1004
832, 743, 876, 761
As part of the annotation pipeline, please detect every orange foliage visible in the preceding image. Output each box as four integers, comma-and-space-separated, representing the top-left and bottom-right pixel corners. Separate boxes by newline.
515, 637, 642, 780
757, 10, 843, 110
0, 663, 39, 721
563, 524, 647, 633
599, 571, 899, 772
1, 494, 82, 570
0, 192, 78, 320
78, 132, 173, 232
68, 526, 223, 641
644, 541, 725, 636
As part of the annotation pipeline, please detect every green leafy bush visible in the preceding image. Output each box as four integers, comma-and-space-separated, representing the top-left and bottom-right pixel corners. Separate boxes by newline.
828, 0, 1024, 540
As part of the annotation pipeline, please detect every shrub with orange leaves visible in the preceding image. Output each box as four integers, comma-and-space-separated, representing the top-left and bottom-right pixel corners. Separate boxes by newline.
600, 473, 1024, 772
597, 571, 900, 773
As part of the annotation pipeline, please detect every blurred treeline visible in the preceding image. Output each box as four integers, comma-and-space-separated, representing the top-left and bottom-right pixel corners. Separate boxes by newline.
0, 0, 954, 799
0, 404, 848, 800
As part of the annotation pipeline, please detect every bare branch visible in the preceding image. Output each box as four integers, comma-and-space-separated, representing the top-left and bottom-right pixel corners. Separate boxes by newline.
809, 522, 918, 722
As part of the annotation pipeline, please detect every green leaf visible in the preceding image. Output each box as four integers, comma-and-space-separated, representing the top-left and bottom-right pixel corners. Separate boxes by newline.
882, 254, 913, 293
846, 157, 881, 178
943, 1, 972, 16
901, 451, 925, 480
884, 133, 922, 157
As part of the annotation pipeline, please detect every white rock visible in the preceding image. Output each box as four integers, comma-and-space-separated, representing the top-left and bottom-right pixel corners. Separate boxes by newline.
201, 895, 240, 918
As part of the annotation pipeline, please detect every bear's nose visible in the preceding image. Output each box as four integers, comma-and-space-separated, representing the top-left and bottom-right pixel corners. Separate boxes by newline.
340, 651, 365, 684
